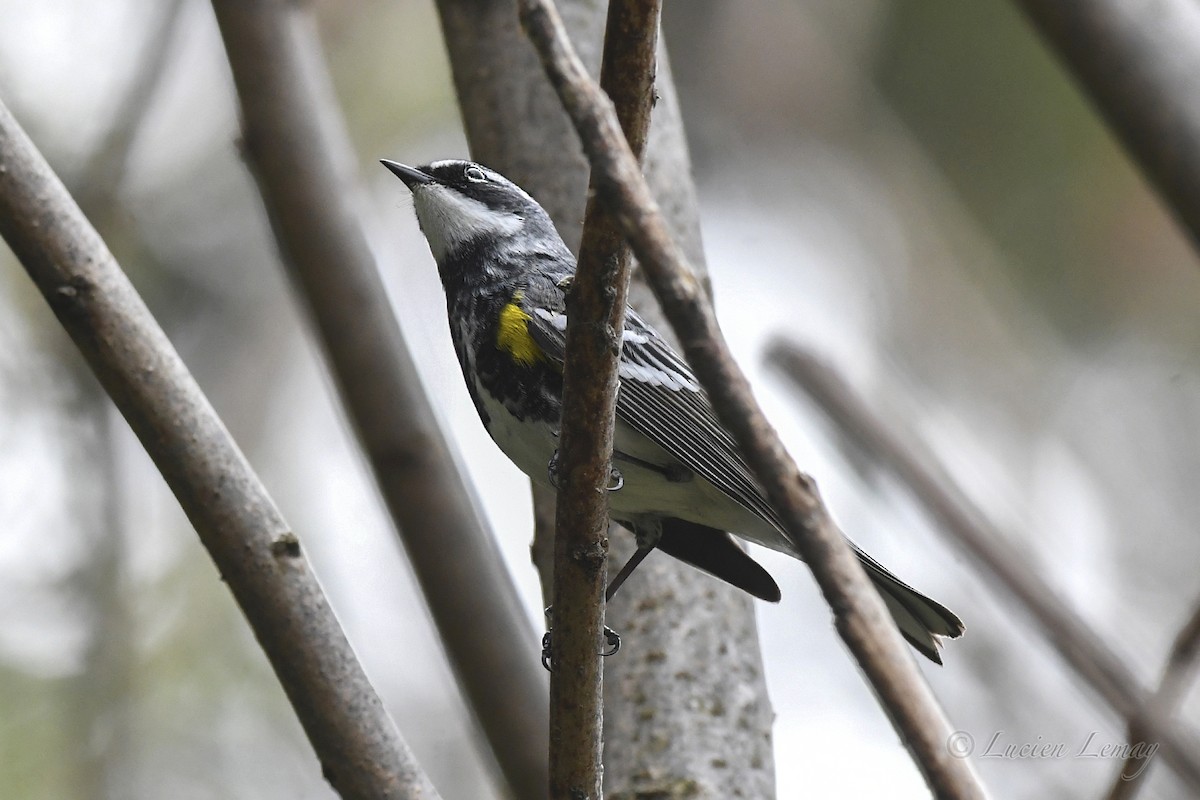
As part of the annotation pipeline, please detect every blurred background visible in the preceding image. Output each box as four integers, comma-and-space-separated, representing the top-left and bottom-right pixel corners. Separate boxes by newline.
2, 0, 1199, 797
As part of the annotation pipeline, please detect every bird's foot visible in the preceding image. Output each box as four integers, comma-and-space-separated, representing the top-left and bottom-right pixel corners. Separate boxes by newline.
546, 451, 623, 492
541, 606, 622, 671
547, 450, 561, 489
600, 626, 621, 656
540, 629, 553, 671
607, 466, 623, 492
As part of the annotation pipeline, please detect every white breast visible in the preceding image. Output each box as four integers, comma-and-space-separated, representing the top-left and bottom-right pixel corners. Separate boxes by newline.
474, 378, 560, 484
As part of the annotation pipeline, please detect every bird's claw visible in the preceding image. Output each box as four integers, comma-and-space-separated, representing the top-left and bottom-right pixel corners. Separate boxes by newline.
540, 606, 621, 671
542, 605, 554, 670
600, 626, 621, 657
607, 466, 623, 492
547, 452, 622, 492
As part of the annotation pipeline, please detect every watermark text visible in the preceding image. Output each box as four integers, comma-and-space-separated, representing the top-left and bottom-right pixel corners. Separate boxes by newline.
946, 730, 1158, 780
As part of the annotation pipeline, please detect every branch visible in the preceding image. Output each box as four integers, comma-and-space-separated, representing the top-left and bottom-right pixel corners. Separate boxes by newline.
517, 2, 986, 796
0, 98, 438, 800
1014, 0, 1200, 250
547, 1, 659, 795
205, 3, 550, 797
432, 1, 776, 793
77, 0, 185, 209
1106, 600, 1200, 800
766, 342, 1200, 793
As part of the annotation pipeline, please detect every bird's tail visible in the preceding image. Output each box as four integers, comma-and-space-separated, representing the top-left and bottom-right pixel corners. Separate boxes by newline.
854, 546, 964, 665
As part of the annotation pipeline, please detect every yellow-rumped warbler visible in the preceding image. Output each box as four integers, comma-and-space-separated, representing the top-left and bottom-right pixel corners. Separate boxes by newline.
383, 158, 963, 663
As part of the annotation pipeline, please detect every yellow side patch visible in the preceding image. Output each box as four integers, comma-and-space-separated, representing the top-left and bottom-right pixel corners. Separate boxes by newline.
497, 292, 545, 365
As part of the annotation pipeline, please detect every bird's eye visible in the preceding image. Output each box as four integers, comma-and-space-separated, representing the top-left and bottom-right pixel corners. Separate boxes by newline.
464, 166, 487, 182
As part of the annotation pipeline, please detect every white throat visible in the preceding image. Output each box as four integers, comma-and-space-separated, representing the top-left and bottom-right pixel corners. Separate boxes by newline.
412, 184, 523, 261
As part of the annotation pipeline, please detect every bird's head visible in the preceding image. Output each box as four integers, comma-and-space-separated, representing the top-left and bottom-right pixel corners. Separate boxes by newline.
381, 158, 557, 263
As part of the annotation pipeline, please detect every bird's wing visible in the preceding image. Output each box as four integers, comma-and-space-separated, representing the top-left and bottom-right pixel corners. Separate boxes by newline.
521, 279, 784, 532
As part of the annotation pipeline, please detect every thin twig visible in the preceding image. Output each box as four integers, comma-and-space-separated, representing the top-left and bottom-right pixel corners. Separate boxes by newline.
517, 2, 987, 796
767, 342, 1200, 793
77, 0, 186, 208
547, 1, 660, 795
1107, 601, 1200, 799
0, 97, 438, 800
206, 2, 550, 796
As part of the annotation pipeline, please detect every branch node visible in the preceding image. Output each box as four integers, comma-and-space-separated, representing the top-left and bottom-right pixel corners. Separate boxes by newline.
52, 275, 92, 310
270, 531, 302, 559
573, 539, 609, 570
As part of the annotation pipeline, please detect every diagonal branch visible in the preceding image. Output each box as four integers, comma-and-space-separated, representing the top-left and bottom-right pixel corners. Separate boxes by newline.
767, 342, 1200, 793
1014, 0, 1200, 252
0, 97, 438, 800
1106, 600, 1200, 800
547, 1, 659, 796
77, 0, 186, 208
206, 2, 550, 797
517, 1, 987, 796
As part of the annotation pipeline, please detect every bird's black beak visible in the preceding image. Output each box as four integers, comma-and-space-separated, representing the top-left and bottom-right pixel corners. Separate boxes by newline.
380, 160, 433, 189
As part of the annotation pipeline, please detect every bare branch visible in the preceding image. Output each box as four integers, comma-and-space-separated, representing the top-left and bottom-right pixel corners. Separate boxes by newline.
77, 0, 186, 206
547, 1, 660, 795
1107, 601, 1200, 799
206, 2, 550, 796
1014, 0, 1200, 250
0, 97, 438, 800
767, 342, 1200, 793
517, 2, 987, 796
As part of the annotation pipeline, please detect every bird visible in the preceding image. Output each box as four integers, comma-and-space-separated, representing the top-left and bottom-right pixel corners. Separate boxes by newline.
382, 157, 964, 663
